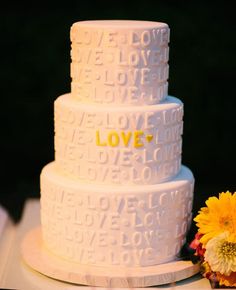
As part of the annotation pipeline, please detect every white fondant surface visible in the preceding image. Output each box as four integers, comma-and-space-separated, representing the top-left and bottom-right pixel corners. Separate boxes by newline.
71, 20, 168, 28
22, 227, 200, 287
70, 20, 169, 105
54, 94, 183, 185
40, 163, 194, 267
38, 20, 195, 275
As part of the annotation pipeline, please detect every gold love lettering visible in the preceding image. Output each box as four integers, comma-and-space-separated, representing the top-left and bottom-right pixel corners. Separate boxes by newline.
96, 130, 145, 148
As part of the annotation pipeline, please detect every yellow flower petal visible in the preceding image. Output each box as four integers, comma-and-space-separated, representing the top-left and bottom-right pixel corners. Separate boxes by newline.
217, 271, 236, 287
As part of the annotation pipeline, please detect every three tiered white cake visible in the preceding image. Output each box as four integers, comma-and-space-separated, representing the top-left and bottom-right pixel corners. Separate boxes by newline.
40, 20, 194, 269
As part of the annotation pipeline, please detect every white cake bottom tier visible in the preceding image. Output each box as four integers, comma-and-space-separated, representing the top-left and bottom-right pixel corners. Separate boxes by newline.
40, 162, 194, 268
55, 94, 183, 186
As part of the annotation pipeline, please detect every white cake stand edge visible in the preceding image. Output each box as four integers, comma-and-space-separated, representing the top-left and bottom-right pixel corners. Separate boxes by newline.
21, 227, 200, 288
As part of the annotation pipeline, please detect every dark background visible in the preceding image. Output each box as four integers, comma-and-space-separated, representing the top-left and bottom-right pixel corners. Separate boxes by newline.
1, 1, 235, 240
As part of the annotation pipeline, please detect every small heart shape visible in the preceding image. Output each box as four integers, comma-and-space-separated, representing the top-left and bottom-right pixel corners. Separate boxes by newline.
146, 134, 153, 143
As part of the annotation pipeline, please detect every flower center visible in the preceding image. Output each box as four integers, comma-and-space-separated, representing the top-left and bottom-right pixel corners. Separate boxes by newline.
220, 242, 236, 259
219, 216, 233, 231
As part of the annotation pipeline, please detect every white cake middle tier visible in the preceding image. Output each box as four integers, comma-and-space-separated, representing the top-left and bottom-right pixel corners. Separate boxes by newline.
55, 94, 183, 185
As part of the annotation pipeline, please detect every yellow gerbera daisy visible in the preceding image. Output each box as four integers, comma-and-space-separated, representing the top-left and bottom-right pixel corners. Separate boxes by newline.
194, 191, 236, 245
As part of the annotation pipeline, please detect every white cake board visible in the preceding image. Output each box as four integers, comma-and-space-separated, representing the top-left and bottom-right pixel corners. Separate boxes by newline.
21, 227, 200, 288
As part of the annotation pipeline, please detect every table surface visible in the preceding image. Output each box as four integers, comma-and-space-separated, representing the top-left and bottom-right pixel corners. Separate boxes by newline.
0, 199, 214, 289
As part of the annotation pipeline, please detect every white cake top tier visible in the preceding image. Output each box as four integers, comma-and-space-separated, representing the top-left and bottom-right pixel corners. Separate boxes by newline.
70, 20, 170, 106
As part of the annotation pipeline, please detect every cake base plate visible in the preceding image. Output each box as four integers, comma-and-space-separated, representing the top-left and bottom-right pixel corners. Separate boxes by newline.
21, 227, 200, 287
